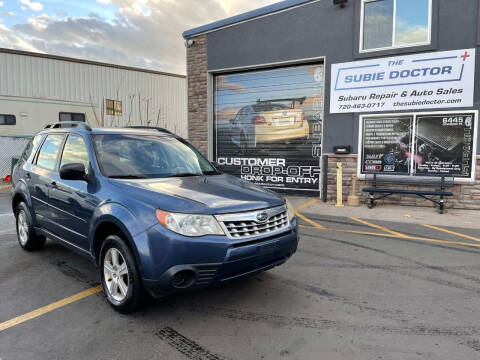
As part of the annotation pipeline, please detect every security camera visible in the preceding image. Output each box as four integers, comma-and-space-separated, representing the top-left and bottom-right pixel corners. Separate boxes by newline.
185, 39, 196, 48
333, 0, 348, 8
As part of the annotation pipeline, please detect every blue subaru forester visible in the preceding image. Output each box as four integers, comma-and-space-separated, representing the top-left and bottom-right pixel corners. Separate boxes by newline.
11, 122, 298, 312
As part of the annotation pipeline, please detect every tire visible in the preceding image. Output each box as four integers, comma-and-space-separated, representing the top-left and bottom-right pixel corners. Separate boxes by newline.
15, 202, 46, 251
100, 235, 142, 313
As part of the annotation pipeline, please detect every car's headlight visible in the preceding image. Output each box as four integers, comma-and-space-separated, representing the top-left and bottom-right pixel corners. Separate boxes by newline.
285, 198, 296, 221
156, 210, 225, 237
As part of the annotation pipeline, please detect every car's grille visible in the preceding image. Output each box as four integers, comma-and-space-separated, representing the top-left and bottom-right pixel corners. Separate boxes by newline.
216, 205, 289, 240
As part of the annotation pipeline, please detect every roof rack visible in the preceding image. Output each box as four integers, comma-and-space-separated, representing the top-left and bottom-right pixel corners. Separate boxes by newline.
44, 121, 92, 131
126, 126, 174, 135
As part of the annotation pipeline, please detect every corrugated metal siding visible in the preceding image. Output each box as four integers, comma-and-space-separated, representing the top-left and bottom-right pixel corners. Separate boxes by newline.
0, 52, 187, 137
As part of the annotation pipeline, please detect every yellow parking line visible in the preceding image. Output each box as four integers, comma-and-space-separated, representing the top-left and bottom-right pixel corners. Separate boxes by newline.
296, 212, 326, 229
294, 198, 319, 212
0, 285, 102, 333
350, 217, 407, 237
299, 224, 480, 248
294, 198, 326, 229
422, 224, 480, 243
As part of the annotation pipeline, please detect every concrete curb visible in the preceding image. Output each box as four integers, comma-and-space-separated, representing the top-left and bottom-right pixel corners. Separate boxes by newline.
288, 196, 480, 230
0, 184, 12, 193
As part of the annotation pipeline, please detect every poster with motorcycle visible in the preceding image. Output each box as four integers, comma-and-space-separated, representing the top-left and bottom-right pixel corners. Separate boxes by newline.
361, 116, 413, 174
414, 113, 476, 177
213, 64, 324, 192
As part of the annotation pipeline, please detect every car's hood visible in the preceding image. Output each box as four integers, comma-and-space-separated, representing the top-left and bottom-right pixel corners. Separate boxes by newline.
108, 174, 284, 214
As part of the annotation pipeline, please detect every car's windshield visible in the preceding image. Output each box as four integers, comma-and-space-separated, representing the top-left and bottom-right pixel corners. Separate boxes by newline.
93, 134, 218, 179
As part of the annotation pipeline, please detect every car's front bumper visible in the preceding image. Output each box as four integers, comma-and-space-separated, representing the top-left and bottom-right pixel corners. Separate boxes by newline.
140, 217, 299, 298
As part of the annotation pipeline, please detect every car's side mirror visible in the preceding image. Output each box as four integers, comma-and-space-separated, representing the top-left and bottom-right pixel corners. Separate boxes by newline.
60, 163, 86, 181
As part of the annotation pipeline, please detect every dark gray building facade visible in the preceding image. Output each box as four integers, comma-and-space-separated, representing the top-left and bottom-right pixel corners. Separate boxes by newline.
184, 0, 480, 209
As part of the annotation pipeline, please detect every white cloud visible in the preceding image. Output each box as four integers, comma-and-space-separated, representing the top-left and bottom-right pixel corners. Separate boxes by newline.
3, 0, 280, 74
19, 0, 43, 11
0, 2, 4, 7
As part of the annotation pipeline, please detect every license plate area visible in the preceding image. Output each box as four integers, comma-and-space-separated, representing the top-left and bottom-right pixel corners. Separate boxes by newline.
274, 117, 295, 126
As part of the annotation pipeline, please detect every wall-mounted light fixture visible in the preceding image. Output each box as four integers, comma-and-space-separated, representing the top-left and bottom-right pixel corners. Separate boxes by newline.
333, 0, 348, 8
334, 145, 351, 155
185, 39, 196, 48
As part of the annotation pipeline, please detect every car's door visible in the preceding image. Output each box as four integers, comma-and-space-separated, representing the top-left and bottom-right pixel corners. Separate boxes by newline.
230, 107, 249, 145
48, 133, 98, 250
17, 134, 44, 214
31, 134, 65, 230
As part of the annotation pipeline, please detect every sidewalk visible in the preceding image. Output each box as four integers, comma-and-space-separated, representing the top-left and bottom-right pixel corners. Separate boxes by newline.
0, 183, 11, 193
288, 196, 480, 230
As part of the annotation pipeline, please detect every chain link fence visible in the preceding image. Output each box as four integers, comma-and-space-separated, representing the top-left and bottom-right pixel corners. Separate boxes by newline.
0, 137, 30, 178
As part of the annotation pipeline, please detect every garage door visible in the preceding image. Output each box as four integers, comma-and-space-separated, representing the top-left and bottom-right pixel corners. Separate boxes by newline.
214, 63, 324, 193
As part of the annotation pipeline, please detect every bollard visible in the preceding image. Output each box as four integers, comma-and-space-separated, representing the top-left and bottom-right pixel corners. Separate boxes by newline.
336, 162, 344, 207
347, 174, 360, 207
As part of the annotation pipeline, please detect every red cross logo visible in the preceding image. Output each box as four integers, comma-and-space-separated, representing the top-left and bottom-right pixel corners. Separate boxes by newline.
461, 51, 470, 61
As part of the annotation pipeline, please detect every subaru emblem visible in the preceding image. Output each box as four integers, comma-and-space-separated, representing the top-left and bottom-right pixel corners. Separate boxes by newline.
256, 211, 268, 223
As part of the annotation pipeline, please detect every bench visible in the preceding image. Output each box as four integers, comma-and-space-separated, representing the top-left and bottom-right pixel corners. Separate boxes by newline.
362, 173, 454, 214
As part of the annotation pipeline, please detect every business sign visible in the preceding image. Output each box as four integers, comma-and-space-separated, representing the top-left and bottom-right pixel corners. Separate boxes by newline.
331, 49, 475, 113
359, 111, 478, 179
213, 64, 324, 192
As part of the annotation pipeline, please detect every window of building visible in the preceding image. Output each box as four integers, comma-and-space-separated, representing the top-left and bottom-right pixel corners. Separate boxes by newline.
59, 112, 85, 122
60, 134, 90, 174
0, 114, 16, 125
106, 100, 122, 116
361, 0, 431, 52
36, 134, 64, 171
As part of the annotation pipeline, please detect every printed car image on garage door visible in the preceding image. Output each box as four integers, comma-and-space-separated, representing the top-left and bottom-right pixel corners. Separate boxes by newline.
214, 64, 324, 192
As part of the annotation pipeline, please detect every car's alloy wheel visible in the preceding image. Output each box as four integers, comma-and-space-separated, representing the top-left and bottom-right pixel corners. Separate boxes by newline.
103, 248, 130, 302
240, 133, 248, 154
100, 235, 142, 313
17, 210, 29, 246
15, 202, 46, 251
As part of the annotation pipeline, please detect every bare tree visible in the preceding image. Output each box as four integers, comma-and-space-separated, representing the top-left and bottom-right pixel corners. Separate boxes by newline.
88, 93, 100, 127
126, 94, 136, 127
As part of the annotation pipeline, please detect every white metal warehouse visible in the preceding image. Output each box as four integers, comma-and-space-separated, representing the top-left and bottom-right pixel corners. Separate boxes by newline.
0, 48, 187, 177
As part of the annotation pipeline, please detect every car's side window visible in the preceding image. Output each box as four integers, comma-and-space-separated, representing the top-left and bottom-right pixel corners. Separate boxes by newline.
237, 107, 249, 121
60, 134, 90, 174
36, 134, 64, 171
22, 134, 43, 164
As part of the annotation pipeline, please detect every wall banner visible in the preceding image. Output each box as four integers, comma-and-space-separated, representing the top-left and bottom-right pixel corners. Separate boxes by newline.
331, 49, 475, 113
214, 64, 324, 192
359, 111, 478, 180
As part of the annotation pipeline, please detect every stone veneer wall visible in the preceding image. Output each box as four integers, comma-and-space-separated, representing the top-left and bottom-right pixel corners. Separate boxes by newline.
326, 155, 480, 210
186, 34, 208, 156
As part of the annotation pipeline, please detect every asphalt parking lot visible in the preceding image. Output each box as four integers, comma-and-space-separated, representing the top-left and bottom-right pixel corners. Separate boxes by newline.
2, 192, 480, 359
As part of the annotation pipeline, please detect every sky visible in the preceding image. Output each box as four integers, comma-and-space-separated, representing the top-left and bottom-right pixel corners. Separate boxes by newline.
0, 0, 280, 75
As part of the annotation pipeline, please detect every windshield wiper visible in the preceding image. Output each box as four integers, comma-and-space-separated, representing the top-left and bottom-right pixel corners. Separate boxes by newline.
163, 173, 203, 178
108, 175, 147, 179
